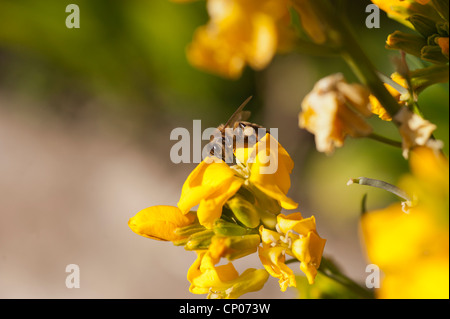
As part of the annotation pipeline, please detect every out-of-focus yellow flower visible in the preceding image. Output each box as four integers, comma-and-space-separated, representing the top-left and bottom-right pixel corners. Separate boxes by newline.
185, 0, 295, 79
259, 213, 326, 290
128, 205, 196, 241
187, 251, 269, 298
290, 0, 327, 44
236, 133, 298, 210
361, 147, 449, 299
299, 73, 373, 155
399, 146, 449, 218
369, 72, 408, 121
177, 158, 243, 229
393, 107, 441, 159
371, 0, 437, 28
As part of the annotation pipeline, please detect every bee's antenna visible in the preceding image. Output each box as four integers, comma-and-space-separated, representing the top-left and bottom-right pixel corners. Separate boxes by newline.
224, 96, 253, 128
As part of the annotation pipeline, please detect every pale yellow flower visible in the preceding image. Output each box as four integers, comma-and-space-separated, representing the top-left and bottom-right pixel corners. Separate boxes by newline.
299, 73, 373, 155
393, 107, 441, 159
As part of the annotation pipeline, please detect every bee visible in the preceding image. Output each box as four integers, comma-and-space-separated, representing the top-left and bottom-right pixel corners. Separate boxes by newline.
209, 96, 266, 163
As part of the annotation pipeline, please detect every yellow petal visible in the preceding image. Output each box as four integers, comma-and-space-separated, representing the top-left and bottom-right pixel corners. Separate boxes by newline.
258, 244, 296, 292
187, 25, 246, 79
248, 133, 298, 209
188, 251, 269, 298
361, 203, 442, 269
277, 213, 318, 236
291, 231, 327, 284
259, 225, 282, 244
246, 12, 277, 70
197, 178, 243, 228
178, 158, 243, 228
361, 202, 449, 298
291, 0, 327, 44
128, 206, 196, 241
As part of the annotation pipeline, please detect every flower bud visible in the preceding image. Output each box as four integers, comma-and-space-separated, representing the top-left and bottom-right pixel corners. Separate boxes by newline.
226, 194, 261, 229
128, 206, 196, 241
209, 234, 261, 261
421, 44, 449, 64
213, 219, 252, 236
386, 31, 427, 57
184, 229, 215, 250
407, 14, 438, 37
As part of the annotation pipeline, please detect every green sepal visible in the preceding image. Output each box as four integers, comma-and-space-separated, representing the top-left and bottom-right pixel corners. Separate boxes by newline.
407, 14, 438, 38
386, 31, 427, 58
421, 44, 449, 64
226, 194, 261, 229
213, 219, 253, 236
183, 229, 215, 250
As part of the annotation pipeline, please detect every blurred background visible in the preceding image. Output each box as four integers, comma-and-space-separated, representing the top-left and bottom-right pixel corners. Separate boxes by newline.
0, 0, 448, 298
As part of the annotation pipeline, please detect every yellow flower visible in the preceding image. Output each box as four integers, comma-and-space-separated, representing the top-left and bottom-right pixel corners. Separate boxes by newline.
258, 244, 296, 292
393, 107, 441, 159
178, 133, 298, 229
259, 213, 326, 290
369, 72, 408, 121
361, 147, 449, 299
186, 0, 294, 79
237, 133, 298, 210
187, 251, 269, 298
299, 73, 373, 155
399, 146, 449, 218
128, 205, 196, 241
177, 158, 243, 229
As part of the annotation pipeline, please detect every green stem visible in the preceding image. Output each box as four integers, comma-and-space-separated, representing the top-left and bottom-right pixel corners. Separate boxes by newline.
339, 29, 401, 119
318, 257, 374, 299
284, 257, 374, 299
292, 0, 402, 120
367, 133, 403, 148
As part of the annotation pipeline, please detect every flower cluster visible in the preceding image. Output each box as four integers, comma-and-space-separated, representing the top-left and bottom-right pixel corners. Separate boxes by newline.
129, 133, 326, 298
175, 0, 296, 79
373, 0, 449, 64
130, 0, 448, 299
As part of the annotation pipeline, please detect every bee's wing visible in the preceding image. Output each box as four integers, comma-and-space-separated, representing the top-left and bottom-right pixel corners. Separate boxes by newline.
235, 110, 251, 122
224, 96, 253, 128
